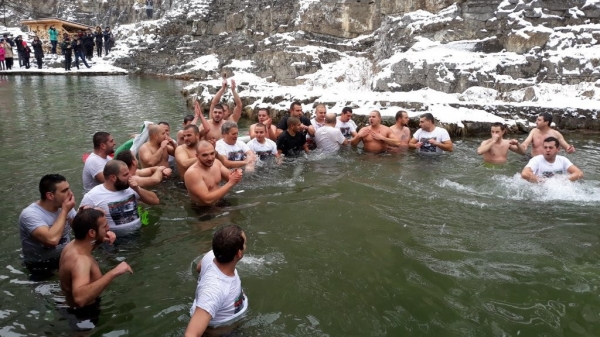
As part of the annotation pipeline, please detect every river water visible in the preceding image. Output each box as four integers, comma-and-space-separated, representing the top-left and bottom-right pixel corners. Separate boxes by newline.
0, 75, 599, 336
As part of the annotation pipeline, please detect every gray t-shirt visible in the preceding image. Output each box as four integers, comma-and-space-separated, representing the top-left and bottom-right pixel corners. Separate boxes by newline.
19, 203, 76, 263
82, 153, 110, 194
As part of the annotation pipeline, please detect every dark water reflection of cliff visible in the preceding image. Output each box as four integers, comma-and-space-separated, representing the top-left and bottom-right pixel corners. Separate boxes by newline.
1, 76, 599, 336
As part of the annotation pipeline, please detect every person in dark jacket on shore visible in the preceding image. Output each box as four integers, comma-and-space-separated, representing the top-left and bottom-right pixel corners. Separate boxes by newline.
14, 35, 24, 67
71, 35, 91, 69
94, 26, 103, 58
22, 41, 31, 69
31, 36, 44, 69
83, 29, 95, 60
103, 27, 114, 55
62, 36, 73, 71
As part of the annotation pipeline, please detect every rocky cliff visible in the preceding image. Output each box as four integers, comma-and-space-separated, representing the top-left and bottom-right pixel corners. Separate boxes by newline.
3, 0, 600, 131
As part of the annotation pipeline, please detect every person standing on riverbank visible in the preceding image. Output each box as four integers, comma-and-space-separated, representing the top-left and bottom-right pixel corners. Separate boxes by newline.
0, 42, 5, 70
145, 0, 154, 19
19, 174, 76, 275
62, 36, 73, 71
138, 124, 174, 168
335, 107, 357, 140
94, 26, 104, 58
1, 35, 14, 70
521, 136, 583, 183
388, 110, 411, 151
80, 160, 160, 233
72, 35, 91, 69
83, 132, 116, 194
31, 36, 44, 69
58, 208, 127, 312
185, 225, 248, 337
409, 113, 453, 153
351, 111, 401, 154
520, 113, 575, 157
477, 123, 526, 164
22, 41, 31, 69
184, 141, 243, 206
14, 35, 24, 67
103, 27, 114, 55
83, 29, 95, 60
48, 26, 58, 54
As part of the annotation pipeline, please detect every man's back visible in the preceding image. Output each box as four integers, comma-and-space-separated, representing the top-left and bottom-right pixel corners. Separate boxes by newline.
315, 126, 345, 153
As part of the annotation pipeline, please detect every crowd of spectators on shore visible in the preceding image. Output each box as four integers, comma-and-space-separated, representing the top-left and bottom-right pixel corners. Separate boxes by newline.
0, 25, 115, 71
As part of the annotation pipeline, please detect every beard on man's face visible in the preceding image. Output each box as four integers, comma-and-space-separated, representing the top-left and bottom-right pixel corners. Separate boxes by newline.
114, 177, 130, 191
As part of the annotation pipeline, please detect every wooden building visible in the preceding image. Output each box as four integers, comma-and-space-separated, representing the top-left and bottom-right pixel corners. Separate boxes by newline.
20, 18, 93, 53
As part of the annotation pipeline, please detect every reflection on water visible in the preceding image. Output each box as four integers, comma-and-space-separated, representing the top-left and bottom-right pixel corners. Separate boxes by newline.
1, 76, 600, 336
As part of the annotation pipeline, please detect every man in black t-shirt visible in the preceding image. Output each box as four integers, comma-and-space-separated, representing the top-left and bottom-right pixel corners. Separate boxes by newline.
277, 117, 309, 157
276, 101, 313, 139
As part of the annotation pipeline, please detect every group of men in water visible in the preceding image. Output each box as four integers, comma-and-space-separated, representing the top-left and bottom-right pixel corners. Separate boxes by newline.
17, 78, 584, 335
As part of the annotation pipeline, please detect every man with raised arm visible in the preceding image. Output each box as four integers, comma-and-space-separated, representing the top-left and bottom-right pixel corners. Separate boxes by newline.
138, 124, 173, 168
521, 137, 583, 183
175, 125, 201, 178
315, 113, 348, 153
177, 101, 211, 145
477, 122, 526, 164
351, 110, 401, 153
409, 113, 453, 153
388, 110, 411, 151
335, 106, 358, 140
185, 225, 248, 337
19, 174, 76, 273
209, 77, 243, 122
276, 101, 312, 138
215, 121, 256, 170
115, 150, 172, 187
521, 112, 575, 157
82, 132, 116, 194
59, 208, 128, 310
80, 160, 160, 234
249, 108, 277, 141
184, 141, 243, 206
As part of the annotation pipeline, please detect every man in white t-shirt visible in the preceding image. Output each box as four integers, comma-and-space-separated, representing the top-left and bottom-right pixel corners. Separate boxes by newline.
19, 174, 76, 273
409, 113, 453, 153
185, 225, 248, 336
80, 160, 159, 234
215, 121, 256, 170
521, 136, 583, 183
315, 113, 348, 153
335, 106, 358, 140
307, 104, 327, 149
82, 132, 116, 194
246, 123, 279, 162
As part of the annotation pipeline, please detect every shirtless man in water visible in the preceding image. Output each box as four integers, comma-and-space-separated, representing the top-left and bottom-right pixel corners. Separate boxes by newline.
350, 110, 401, 153
59, 208, 130, 308
521, 112, 575, 157
138, 124, 173, 168
201, 104, 227, 145
184, 141, 243, 206
387, 110, 411, 152
477, 123, 526, 164
177, 101, 210, 146
175, 124, 201, 178
249, 108, 277, 141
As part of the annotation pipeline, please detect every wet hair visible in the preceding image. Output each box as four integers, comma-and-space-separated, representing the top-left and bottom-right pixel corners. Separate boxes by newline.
491, 122, 506, 131
420, 113, 435, 123
213, 104, 224, 112
395, 110, 408, 121
103, 160, 126, 179
92, 132, 111, 149
539, 112, 553, 126
212, 225, 245, 263
72, 208, 104, 240
183, 114, 195, 124
184, 124, 200, 134
290, 101, 301, 111
287, 116, 301, 128
341, 107, 353, 114
221, 121, 238, 135
158, 121, 170, 127
543, 136, 559, 147
115, 150, 135, 168
254, 123, 267, 131
39, 174, 67, 200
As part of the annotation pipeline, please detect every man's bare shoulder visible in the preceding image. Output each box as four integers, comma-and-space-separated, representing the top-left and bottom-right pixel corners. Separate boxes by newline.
175, 145, 189, 157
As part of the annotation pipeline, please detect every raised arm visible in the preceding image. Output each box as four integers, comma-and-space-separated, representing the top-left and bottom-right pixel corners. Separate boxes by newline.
229, 79, 242, 122
71, 259, 132, 308
508, 139, 527, 155
209, 79, 227, 120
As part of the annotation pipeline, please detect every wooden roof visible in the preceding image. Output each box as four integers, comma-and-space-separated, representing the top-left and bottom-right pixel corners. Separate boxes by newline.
20, 18, 92, 30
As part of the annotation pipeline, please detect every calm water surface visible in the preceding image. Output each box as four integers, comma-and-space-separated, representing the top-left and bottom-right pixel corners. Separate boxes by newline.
0, 75, 599, 337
